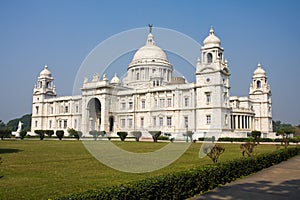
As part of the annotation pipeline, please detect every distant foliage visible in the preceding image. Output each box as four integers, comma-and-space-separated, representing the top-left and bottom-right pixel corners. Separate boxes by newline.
203, 144, 225, 163
117, 132, 128, 141
4, 114, 32, 131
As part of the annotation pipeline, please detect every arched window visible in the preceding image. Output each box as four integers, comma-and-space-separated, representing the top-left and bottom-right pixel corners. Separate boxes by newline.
207, 53, 213, 63
256, 80, 261, 88
136, 72, 140, 80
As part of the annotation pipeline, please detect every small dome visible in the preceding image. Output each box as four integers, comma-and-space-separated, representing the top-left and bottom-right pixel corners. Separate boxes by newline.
253, 64, 266, 76
203, 27, 221, 48
110, 73, 121, 85
39, 65, 52, 77
132, 33, 168, 61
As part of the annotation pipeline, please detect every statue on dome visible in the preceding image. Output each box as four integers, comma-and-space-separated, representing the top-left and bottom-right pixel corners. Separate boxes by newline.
148, 24, 153, 33
16, 121, 23, 133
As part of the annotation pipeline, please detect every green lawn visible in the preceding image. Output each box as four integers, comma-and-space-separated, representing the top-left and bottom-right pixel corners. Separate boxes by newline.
0, 140, 279, 200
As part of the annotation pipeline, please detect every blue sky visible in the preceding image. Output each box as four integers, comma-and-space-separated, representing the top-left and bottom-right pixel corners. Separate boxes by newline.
0, 0, 299, 125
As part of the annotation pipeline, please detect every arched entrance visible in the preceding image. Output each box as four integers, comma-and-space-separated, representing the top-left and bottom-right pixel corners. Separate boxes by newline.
87, 98, 101, 131
109, 116, 114, 132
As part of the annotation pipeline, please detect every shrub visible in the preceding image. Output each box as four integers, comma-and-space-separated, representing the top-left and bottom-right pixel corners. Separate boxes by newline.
131, 131, 142, 142
157, 135, 169, 140
56, 130, 64, 140
203, 144, 225, 163
251, 131, 261, 144
149, 131, 161, 142
68, 128, 83, 140
34, 130, 45, 140
117, 132, 128, 141
19, 130, 27, 140
57, 147, 300, 200
89, 130, 105, 140
45, 130, 54, 138
240, 142, 257, 157
0, 129, 11, 140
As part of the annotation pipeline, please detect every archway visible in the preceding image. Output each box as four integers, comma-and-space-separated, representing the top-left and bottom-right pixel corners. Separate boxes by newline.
87, 98, 101, 131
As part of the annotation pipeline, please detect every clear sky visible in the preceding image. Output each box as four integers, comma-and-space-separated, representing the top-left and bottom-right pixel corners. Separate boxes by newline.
0, 0, 299, 125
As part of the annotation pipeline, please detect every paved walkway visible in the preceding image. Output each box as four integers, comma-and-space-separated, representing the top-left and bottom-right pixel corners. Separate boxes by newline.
192, 155, 300, 200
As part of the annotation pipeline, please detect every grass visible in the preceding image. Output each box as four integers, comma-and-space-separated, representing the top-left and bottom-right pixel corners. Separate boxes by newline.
0, 140, 280, 200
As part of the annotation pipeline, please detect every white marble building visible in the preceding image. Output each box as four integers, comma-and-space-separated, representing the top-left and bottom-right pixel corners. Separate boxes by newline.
31, 27, 273, 138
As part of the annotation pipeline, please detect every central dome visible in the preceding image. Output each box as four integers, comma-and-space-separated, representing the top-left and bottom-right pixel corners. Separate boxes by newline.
132, 33, 168, 61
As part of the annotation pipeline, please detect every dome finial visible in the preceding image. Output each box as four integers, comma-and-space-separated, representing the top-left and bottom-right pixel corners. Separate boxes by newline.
258, 63, 261, 68
210, 26, 214, 35
148, 24, 153, 33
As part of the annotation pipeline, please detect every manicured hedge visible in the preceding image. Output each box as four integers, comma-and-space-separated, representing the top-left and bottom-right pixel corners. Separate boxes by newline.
57, 147, 300, 200
198, 137, 296, 143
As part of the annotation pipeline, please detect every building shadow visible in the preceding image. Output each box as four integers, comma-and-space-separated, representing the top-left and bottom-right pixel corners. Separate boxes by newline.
195, 179, 300, 200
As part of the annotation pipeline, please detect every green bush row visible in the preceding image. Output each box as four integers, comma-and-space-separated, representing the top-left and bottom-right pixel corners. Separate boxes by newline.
198, 137, 299, 143
57, 147, 300, 200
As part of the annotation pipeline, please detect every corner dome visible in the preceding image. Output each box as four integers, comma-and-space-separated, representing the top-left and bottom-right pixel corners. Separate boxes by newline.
110, 73, 121, 85
132, 33, 168, 62
203, 27, 221, 48
253, 64, 266, 77
39, 65, 52, 77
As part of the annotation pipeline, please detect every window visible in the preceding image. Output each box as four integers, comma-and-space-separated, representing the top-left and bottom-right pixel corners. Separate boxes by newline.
74, 119, 77, 129
35, 120, 38, 127
76, 105, 79, 113
184, 116, 189, 127
206, 115, 211, 124
121, 102, 126, 110
136, 72, 140, 80
51, 107, 54, 114
167, 98, 172, 107
129, 102, 133, 109
256, 80, 261, 88
64, 120, 67, 129
65, 106, 69, 113
184, 97, 189, 107
49, 120, 52, 129
121, 119, 126, 128
225, 114, 228, 125
167, 117, 172, 128
160, 99, 165, 108
128, 118, 132, 128
153, 117, 156, 126
58, 120, 62, 128
159, 117, 163, 127
36, 106, 39, 114
207, 53, 212, 63
140, 117, 144, 128
154, 98, 158, 108
205, 92, 211, 104
141, 100, 145, 109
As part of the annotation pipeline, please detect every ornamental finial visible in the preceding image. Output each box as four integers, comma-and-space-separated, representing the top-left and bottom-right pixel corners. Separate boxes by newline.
148, 24, 153, 33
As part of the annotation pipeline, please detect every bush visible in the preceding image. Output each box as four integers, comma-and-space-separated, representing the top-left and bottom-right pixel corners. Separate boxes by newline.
240, 142, 257, 157
203, 144, 225, 163
117, 132, 128, 141
131, 131, 142, 142
157, 135, 169, 140
56, 130, 64, 140
34, 130, 45, 140
19, 130, 27, 140
149, 131, 161, 142
45, 130, 54, 138
0, 129, 11, 140
89, 130, 105, 140
58, 147, 300, 200
68, 128, 83, 140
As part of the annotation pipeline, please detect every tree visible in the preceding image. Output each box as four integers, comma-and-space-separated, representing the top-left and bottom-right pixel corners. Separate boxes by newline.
272, 120, 293, 133
56, 130, 64, 140
276, 127, 295, 149
149, 131, 161, 142
6, 114, 32, 131
34, 130, 45, 140
0, 129, 11, 140
19, 130, 27, 140
131, 131, 142, 142
0, 120, 6, 129
203, 144, 225, 163
45, 130, 54, 138
240, 142, 256, 157
251, 131, 261, 144
117, 132, 128, 141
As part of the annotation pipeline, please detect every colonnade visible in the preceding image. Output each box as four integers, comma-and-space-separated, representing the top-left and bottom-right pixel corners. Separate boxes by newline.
231, 114, 254, 130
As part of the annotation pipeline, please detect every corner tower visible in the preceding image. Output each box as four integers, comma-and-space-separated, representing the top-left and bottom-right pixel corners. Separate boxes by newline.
195, 27, 231, 134
249, 64, 272, 133
31, 65, 56, 130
